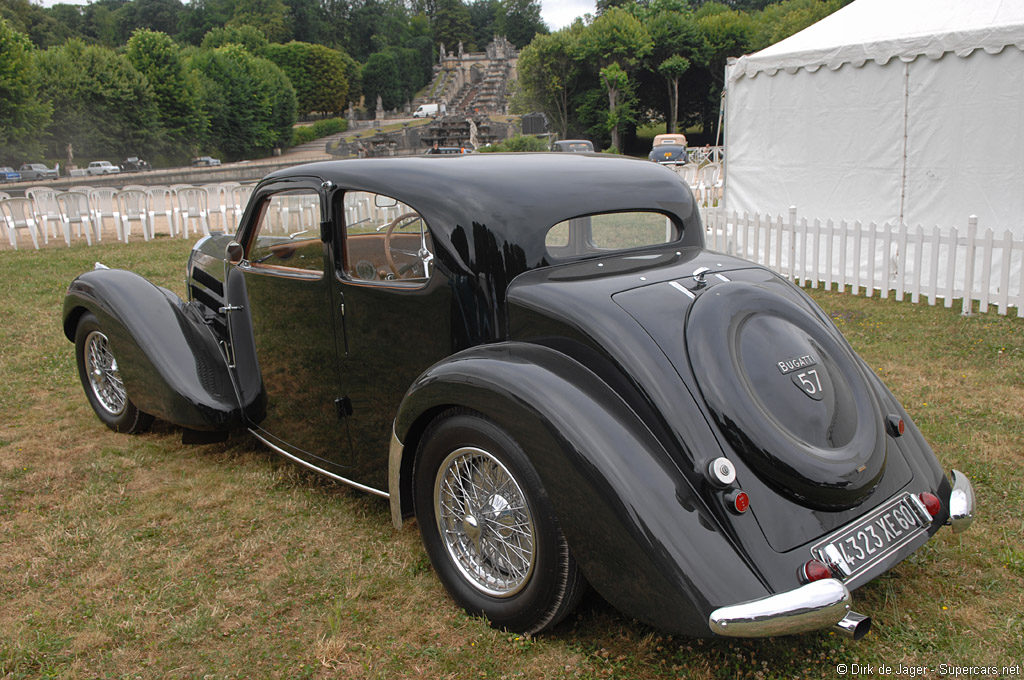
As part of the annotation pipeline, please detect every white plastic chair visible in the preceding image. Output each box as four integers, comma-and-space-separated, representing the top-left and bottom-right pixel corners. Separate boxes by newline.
118, 189, 152, 242
202, 184, 229, 231
56, 191, 96, 245
146, 186, 178, 237
0, 192, 9, 200
169, 184, 194, 235
25, 186, 61, 244
228, 184, 254, 230
0, 197, 41, 249
176, 187, 209, 238
87, 187, 119, 241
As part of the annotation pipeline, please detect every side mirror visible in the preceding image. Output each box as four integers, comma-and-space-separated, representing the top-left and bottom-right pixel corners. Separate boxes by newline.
226, 241, 244, 265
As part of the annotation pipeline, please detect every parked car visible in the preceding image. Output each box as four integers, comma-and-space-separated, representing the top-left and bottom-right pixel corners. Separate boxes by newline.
551, 139, 595, 153
192, 155, 221, 166
120, 156, 151, 172
648, 144, 689, 165
87, 161, 120, 175
0, 166, 22, 182
424, 145, 468, 155
62, 154, 975, 639
18, 163, 58, 180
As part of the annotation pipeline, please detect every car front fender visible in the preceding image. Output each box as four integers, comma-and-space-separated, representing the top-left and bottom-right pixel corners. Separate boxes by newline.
391, 342, 774, 636
63, 268, 241, 431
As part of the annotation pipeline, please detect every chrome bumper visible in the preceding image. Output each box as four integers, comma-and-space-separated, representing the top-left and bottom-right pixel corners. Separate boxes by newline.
948, 469, 975, 533
709, 578, 851, 638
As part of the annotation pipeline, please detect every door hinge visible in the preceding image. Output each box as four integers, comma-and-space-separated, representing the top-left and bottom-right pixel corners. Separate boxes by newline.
335, 396, 353, 420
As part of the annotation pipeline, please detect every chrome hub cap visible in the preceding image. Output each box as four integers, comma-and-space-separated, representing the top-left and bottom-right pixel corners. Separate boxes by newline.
435, 447, 535, 597
84, 330, 127, 416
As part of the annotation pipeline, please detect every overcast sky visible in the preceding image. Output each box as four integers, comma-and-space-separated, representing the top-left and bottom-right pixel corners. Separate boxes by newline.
32, 0, 596, 31
540, 0, 595, 30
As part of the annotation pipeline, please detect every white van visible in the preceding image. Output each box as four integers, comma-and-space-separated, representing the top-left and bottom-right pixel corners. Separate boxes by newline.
413, 103, 447, 118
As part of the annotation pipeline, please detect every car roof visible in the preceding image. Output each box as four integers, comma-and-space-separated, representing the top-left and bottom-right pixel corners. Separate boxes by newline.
266, 153, 702, 272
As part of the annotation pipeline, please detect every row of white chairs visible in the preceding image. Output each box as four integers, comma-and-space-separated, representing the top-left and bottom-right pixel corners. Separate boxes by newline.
675, 162, 723, 206
0, 183, 255, 250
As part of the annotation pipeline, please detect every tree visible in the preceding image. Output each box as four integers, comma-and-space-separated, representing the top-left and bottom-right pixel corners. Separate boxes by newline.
496, 0, 547, 48
189, 44, 297, 158
657, 54, 689, 133
126, 28, 206, 161
360, 50, 402, 112
468, 0, 499, 51
432, 0, 472, 54
229, 0, 292, 43
265, 41, 350, 115
515, 26, 583, 139
200, 24, 270, 54
644, 10, 702, 132
579, 7, 652, 150
36, 38, 160, 161
0, 18, 51, 162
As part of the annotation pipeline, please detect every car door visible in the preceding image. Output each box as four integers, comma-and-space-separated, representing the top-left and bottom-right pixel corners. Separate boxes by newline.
224, 177, 353, 474
327, 189, 453, 491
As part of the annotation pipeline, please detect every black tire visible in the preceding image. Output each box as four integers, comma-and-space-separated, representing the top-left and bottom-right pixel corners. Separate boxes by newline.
74, 312, 154, 434
414, 409, 586, 634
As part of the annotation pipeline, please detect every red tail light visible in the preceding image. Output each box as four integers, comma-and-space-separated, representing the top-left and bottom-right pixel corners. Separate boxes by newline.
801, 559, 832, 583
919, 492, 942, 517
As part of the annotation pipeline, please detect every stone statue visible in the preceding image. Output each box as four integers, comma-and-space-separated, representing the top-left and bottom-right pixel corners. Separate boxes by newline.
458, 41, 464, 59
439, 43, 446, 63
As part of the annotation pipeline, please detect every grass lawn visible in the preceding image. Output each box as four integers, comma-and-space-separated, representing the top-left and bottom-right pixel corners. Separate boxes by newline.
1, 236, 1021, 679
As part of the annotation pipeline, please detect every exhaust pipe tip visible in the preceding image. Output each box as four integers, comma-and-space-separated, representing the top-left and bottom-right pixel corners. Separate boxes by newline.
835, 611, 872, 640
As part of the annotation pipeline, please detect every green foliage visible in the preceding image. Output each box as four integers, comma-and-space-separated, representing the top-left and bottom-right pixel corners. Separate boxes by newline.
0, 18, 51, 163
292, 117, 348, 145
496, 0, 548, 48
126, 28, 207, 161
476, 134, 548, 152
265, 41, 350, 115
35, 38, 160, 162
189, 44, 297, 159
432, 0, 473, 53
200, 24, 270, 54
515, 25, 585, 139
228, 0, 292, 43
361, 50, 403, 113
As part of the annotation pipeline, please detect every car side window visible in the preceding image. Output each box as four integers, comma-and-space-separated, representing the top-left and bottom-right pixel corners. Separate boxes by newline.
342, 190, 434, 284
248, 190, 323, 274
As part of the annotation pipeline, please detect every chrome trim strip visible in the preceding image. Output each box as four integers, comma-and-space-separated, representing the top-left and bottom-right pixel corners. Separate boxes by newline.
709, 579, 851, 638
389, 425, 405, 529
948, 469, 975, 533
248, 428, 389, 499
668, 280, 696, 299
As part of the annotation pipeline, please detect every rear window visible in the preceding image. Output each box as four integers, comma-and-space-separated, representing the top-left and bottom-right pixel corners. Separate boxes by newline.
545, 211, 680, 259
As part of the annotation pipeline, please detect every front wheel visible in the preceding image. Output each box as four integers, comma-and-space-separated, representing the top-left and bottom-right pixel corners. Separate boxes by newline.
414, 409, 586, 634
74, 312, 153, 434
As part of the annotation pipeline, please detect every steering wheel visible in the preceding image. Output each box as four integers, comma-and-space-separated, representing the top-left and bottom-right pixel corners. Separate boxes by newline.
384, 212, 433, 278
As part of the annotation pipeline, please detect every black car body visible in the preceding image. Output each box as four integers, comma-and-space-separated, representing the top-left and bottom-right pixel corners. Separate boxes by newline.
649, 144, 689, 165
62, 154, 975, 639
120, 156, 151, 172
551, 139, 595, 153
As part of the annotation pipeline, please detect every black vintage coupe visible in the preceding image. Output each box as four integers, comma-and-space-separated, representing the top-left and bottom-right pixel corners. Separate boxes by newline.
63, 154, 974, 639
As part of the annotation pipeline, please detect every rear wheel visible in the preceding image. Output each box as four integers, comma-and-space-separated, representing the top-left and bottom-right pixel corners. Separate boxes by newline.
75, 312, 153, 434
414, 409, 586, 634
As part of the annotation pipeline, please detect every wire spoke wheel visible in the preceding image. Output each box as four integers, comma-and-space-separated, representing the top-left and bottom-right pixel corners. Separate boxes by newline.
84, 330, 126, 416
434, 446, 536, 598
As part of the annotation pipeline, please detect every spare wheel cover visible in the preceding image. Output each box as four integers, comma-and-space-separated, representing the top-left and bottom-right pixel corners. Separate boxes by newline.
687, 282, 885, 509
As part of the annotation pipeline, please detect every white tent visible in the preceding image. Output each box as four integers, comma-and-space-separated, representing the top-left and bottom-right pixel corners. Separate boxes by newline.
723, 0, 1024, 234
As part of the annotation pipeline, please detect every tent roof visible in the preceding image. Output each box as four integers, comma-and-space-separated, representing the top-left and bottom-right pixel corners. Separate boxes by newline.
730, 0, 1024, 80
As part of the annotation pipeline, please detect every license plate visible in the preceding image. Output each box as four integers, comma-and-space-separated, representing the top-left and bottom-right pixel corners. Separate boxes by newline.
811, 493, 928, 579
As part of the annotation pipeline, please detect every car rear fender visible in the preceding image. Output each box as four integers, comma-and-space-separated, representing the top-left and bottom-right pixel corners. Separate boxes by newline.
392, 342, 772, 636
63, 268, 241, 431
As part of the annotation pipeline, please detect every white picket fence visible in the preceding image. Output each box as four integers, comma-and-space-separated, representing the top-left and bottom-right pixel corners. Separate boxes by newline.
701, 206, 1024, 317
